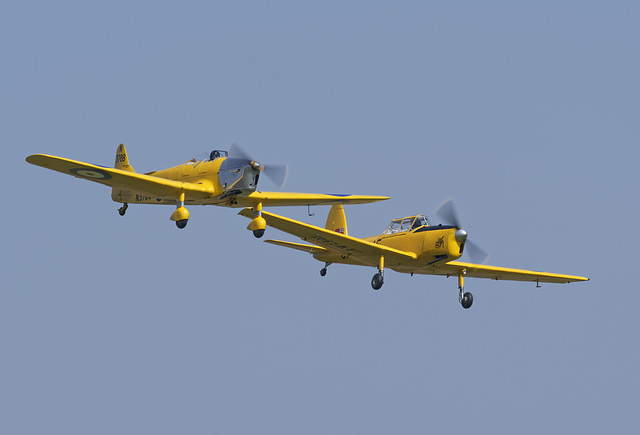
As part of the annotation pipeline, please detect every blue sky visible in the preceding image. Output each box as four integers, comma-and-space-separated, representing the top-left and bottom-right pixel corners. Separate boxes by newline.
2, 1, 639, 434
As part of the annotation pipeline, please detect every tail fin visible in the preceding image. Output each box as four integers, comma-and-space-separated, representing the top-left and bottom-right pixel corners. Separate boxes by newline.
325, 204, 348, 235
115, 143, 135, 172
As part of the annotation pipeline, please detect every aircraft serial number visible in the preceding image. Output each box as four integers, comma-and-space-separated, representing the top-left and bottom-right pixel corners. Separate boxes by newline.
115, 153, 126, 163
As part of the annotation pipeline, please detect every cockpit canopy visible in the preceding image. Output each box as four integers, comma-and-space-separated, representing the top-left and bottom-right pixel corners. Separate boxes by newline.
384, 215, 429, 235
210, 150, 228, 161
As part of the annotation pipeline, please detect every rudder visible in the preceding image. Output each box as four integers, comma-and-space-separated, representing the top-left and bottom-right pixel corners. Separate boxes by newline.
325, 204, 348, 235
115, 143, 135, 172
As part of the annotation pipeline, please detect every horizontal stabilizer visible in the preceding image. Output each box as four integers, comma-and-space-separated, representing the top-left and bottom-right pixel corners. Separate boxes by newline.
265, 240, 328, 254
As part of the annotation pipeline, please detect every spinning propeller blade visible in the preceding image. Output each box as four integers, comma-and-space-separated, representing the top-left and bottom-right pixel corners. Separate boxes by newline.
228, 142, 289, 189
435, 198, 461, 227
435, 198, 490, 264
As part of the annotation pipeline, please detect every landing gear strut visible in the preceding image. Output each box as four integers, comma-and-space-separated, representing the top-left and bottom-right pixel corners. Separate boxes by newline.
371, 255, 385, 290
170, 192, 189, 229
118, 203, 128, 216
247, 202, 266, 238
458, 269, 473, 309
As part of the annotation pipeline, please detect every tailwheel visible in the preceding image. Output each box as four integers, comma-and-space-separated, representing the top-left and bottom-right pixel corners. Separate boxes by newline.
176, 219, 188, 229
118, 203, 128, 216
371, 272, 384, 290
320, 262, 331, 277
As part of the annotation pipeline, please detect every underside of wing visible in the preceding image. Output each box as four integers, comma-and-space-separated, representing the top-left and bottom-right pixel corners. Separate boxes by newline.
420, 260, 589, 284
235, 191, 389, 207
26, 154, 212, 199
264, 240, 329, 254
239, 208, 416, 267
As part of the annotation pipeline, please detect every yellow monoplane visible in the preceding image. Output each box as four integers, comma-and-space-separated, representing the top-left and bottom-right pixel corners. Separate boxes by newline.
26, 144, 388, 236
239, 200, 588, 308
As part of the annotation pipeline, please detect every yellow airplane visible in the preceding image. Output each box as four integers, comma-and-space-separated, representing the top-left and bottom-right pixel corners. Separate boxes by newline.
26, 144, 388, 236
239, 200, 588, 309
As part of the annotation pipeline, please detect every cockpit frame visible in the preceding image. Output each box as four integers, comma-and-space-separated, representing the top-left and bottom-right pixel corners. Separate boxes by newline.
210, 150, 228, 161
384, 215, 429, 235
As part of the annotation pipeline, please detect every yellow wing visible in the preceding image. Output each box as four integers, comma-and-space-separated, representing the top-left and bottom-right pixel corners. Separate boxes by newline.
239, 208, 416, 266
417, 261, 588, 284
234, 191, 389, 207
26, 154, 213, 199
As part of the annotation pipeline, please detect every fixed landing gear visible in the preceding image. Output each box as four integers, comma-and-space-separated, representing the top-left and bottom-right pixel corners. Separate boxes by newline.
170, 192, 189, 229
371, 255, 385, 290
371, 272, 384, 290
247, 203, 266, 238
320, 262, 331, 277
118, 203, 128, 216
458, 269, 473, 309
460, 291, 473, 309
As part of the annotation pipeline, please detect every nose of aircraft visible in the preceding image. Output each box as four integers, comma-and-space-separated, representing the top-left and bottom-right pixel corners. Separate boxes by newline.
455, 228, 468, 244
228, 143, 289, 189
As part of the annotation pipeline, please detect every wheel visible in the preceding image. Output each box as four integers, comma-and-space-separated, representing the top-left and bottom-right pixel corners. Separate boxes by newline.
320, 268, 327, 277
461, 292, 473, 309
371, 273, 384, 290
118, 208, 126, 216
253, 229, 265, 238
176, 219, 188, 229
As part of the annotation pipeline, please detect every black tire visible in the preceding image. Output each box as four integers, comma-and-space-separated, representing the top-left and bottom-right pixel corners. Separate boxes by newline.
461, 292, 473, 309
118, 209, 126, 216
320, 268, 327, 277
176, 219, 188, 229
371, 273, 384, 290
253, 229, 265, 238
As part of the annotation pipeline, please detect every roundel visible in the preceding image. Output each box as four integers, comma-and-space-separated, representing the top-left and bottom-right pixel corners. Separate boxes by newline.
69, 168, 113, 180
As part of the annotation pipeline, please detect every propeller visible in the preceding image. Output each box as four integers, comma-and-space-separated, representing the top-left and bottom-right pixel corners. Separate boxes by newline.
435, 198, 490, 264
228, 142, 289, 189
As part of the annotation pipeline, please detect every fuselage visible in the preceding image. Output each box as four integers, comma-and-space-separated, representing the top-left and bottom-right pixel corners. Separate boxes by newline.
312, 220, 465, 273
111, 155, 260, 206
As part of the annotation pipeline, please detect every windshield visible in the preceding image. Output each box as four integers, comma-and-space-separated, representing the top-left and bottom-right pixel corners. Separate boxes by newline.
384, 215, 429, 235
210, 150, 229, 160
412, 215, 429, 228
